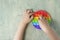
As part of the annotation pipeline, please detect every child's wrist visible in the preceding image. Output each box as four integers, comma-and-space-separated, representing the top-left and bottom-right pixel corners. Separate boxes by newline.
21, 21, 28, 25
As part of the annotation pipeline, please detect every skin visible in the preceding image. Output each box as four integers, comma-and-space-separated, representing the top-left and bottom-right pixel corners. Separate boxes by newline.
13, 9, 60, 40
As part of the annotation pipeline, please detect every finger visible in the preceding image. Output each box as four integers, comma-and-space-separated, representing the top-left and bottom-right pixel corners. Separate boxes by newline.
28, 9, 33, 13
29, 12, 34, 15
39, 16, 46, 21
39, 15, 43, 20
26, 9, 33, 14
38, 16, 45, 23
26, 9, 33, 12
38, 16, 48, 24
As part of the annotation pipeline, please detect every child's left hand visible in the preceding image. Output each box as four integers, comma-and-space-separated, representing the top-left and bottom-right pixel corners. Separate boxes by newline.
22, 9, 33, 24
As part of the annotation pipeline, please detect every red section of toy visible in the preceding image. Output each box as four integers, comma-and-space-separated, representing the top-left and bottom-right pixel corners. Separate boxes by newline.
33, 10, 51, 20
32, 10, 51, 29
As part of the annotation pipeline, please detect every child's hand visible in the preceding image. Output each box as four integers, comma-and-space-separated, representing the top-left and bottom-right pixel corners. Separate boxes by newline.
22, 9, 33, 24
38, 16, 60, 40
38, 16, 49, 26
14, 9, 33, 40
38, 16, 50, 31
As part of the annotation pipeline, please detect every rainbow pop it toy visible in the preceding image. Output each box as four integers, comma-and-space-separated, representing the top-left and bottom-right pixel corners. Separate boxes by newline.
32, 10, 51, 29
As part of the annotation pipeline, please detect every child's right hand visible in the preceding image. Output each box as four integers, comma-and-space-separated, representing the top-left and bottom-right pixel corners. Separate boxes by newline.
38, 16, 50, 31
38, 16, 60, 40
